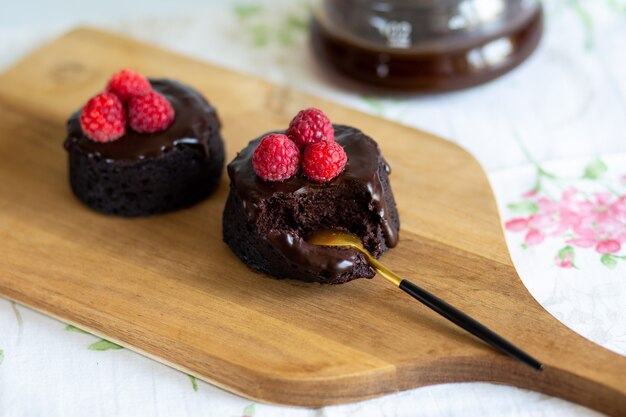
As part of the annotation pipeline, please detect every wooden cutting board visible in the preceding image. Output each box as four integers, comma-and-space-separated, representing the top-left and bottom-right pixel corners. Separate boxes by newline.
0, 28, 624, 415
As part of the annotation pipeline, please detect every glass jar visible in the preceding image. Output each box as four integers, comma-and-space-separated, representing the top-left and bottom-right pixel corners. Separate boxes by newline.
311, 0, 543, 92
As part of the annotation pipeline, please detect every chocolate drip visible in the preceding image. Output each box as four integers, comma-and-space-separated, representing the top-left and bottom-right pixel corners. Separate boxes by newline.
267, 231, 359, 276
64, 79, 219, 162
228, 124, 399, 253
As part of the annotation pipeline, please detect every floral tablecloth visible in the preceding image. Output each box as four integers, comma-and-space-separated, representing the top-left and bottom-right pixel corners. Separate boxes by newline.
1, 1, 625, 416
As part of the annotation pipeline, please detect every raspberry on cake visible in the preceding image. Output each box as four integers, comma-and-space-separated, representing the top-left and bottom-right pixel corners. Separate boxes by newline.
64, 70, 225, 216
106, 69, 152, 104
252, 133, 300, 182
302, 140, 347, 182
79, 92, 126, 142
223, 110, 399, 284
286, 107, 335, 149
128, 91, 175, 133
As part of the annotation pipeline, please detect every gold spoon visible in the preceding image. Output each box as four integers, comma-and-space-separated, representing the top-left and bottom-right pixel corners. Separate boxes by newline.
307, 230, 543, 371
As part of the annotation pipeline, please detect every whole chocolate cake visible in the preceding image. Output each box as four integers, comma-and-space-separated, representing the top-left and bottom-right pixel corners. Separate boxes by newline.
64, 72, 224, 216
223, 111, 399, 284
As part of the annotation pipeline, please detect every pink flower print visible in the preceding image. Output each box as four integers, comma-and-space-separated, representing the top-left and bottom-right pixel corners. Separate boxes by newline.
568, 218, 626, 252
566, 237, 596, 248
522, 188, 539, 198
505, 218, 528, 232
575, 193, 626, 226
596, 240, 621, 254
506, 215, 549, 245
567, 193, 626, 253
527, 211, 553, 229
533, 190, 583, 236
614, 195, 626, 219
504, 158, 626, 269
525, 229, 544, 246
506, 189, 584, 242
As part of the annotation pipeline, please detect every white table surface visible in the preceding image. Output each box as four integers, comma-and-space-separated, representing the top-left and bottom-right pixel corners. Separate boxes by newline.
1, 1, 625, 416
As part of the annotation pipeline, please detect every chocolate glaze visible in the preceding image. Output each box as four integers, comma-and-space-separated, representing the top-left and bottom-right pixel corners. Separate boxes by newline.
226, 125, 399, 281
64, 79, 220, 162
229, 125, 398, 247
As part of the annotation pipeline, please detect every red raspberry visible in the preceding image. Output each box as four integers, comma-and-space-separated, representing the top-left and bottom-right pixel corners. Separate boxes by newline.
252, 134, 300, 181
302, 141, 347, 182
128, 91, 175, 133
105, 69, 152, 104
79, 92, 126, 142
285, 108, 335, 149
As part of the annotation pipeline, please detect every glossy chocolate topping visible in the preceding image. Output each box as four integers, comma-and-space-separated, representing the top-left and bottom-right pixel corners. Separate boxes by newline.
227, 125, 398, 277
65, 79, 219, 162
267, 231, 363, 276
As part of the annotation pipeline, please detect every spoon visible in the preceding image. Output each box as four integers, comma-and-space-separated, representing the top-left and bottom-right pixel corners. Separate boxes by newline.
307, 230, 544, 371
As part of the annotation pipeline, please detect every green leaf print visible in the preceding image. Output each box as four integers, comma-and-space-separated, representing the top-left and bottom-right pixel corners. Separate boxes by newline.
277, 28, 295, 46
582, 158, 608, 180
0, 349, 4, 365
188, 374, 199, 392
66, 323, 123, 351
65, 324, 90, 334
558, 245, 575, 260
250, 24, 271, 47
507, 201, 539, 214
361, 97, 386, 115
285, 14, 308, 31
601, 254, 617, 269
243, 404, 256, 417
88, 340, 124, 351
607, 0, 626, 14
234, 2, 310, 49
234, 4, 263, 20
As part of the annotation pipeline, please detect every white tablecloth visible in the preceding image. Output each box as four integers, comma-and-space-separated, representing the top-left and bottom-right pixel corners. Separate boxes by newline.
1, 1, 625, 416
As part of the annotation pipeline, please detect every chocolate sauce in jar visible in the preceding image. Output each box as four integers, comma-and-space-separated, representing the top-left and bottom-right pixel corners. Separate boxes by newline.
311, 0, 543, 92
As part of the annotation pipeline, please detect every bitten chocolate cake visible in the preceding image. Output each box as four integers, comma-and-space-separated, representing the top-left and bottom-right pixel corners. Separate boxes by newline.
223, 109, 399, 284
64, 69, 224, 216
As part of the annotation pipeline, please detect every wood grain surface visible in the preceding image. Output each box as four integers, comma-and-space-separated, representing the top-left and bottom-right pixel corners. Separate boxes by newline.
0, 28, 624, 415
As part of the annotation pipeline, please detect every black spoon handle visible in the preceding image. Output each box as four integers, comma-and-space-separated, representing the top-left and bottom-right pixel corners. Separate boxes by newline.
399, 278, 544, 371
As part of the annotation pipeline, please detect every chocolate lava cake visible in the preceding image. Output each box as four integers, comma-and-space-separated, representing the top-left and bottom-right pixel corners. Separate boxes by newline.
223, 123, 399, 284
64, 75, 224, 216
